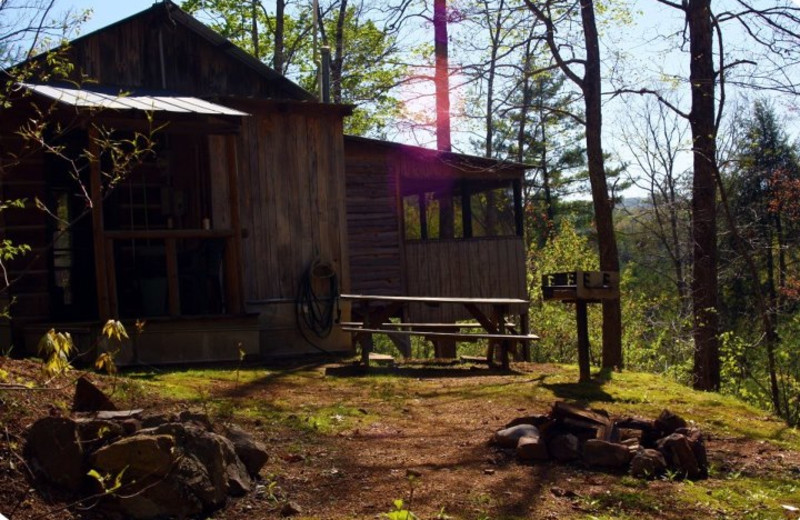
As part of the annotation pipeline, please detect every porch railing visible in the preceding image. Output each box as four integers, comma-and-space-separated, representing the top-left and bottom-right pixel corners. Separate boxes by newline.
103, 229, 239, 318
403, 236, 527, 322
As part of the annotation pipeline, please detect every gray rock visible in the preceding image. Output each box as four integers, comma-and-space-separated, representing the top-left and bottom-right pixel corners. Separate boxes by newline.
630, 448, 667, 478
517, 435, 549, 461
493, 424, 540, 449
281, 501, 303, 517
154, 422, 251, 499
224, 425, 269, 477
548, 434, 579, 462
111, 455, 205, 520
93, 409, 144, 421
75, 418, 125, 452
657, 433, 702, 479
72, 376, 117, 412
178, 410, 213, 430
504, 414, 550, 428
676, 427, 708, 476
91, 434, 176, 480
582, 439, 632, 469
655, 410, 687, 435
25, 417, 84, 492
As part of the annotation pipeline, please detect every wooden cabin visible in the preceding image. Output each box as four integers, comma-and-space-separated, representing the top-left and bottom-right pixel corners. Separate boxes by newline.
1, 2, 530, 364
1, 1, 352, 363
344, 136, 529, 326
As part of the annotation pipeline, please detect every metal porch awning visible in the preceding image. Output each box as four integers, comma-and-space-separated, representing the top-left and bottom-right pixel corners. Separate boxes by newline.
19, 83, 249, 117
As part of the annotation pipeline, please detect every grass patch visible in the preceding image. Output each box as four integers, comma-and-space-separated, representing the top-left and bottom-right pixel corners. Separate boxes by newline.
675, 476, 800, 519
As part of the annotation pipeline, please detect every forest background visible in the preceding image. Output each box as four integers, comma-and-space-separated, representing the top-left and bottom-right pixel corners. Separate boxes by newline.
4, 0, 800, 426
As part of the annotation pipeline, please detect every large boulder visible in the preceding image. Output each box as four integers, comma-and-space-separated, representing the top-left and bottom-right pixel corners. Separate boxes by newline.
91, 433, 176, 480
26, 417, 85, 492
90, 433, 186, 520
582, 439, 632, 469
224, 425, 269, 477
153, 422, 252, 499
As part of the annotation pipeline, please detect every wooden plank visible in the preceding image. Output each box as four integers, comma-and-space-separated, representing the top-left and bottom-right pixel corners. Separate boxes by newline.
89, 126, 110, 321
258, 114, 275, 298
104, 229, 233, 239
340, 326, 539, 341
224, 133, 244, 314
332, 118, 350, 296
339, 321, 515, 328
340, 293, 528, 305
577, 300, 591, 383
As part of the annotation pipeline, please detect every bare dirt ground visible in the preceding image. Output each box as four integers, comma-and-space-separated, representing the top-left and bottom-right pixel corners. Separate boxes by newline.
2, 357, 800, 520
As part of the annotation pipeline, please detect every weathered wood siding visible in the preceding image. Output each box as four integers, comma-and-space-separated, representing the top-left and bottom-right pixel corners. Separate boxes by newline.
0, 136, 50, 324
62, 6, 305, 99
235, 103, 350, 302
344, 140, 403, 296
404, 237, 527, 322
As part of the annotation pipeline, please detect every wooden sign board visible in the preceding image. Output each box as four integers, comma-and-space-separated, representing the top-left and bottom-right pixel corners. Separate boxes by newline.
541, 271, 620, 302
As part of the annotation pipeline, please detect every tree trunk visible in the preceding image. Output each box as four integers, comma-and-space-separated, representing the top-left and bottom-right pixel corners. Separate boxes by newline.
580, 0, 622, 369
332, 0, 348, 104
274, 0, 285, 74
434, 0, 451, 152
687, 0, 720, 391
251, 0, 260, 60
434, 0, 453, 238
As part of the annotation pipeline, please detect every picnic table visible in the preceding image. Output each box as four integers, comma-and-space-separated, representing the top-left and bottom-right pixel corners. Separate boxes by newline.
339, 294, 537, 369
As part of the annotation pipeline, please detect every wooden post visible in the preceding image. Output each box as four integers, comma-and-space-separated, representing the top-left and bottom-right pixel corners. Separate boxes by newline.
513, 178, 524, 238
361, 301, 373, 367
461, 181, 472, 238
224, 134, 244, 314
576, 300, 590, 383
89, 126, 110, 321
496, 304, 510, 370
433, 336, 456, 358
520, 311, 531, 362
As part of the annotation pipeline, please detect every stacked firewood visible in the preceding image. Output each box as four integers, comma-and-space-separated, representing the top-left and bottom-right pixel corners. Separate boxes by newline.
492, 402, 708, 479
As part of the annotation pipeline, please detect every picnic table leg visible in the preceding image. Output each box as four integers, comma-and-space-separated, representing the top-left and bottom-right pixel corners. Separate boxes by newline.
495, 304, 510, 370
361, 331, 373, 368
520, 311, 531, 362
576, 300, 590, 383
464, 302, 500, 368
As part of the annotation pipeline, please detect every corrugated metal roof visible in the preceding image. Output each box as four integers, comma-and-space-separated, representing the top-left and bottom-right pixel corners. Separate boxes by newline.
20, 83, 249, 117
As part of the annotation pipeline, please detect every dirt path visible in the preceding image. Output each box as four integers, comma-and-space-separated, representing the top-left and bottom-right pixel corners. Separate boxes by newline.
3, 359, 800, 520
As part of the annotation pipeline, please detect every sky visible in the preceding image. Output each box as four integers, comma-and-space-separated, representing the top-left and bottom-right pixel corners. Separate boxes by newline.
64, 1, 155, 35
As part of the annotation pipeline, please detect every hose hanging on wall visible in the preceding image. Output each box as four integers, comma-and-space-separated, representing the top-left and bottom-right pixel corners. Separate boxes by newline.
295, 258, 341, 352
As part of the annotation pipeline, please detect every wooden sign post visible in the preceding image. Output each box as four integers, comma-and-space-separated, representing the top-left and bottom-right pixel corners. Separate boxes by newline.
542, 271, 620, 383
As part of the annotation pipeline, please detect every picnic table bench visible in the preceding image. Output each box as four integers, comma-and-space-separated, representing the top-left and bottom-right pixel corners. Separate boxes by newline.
339, 294, 537, 369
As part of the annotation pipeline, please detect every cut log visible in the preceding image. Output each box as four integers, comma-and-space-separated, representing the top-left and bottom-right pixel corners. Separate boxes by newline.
551, 402, 610, 427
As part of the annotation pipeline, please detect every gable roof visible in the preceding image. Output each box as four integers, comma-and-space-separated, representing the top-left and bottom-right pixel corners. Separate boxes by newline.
20, 0, 314, 102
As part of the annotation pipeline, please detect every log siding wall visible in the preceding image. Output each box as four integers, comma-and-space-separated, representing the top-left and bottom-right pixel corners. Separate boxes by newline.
344, 142, 403, 296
